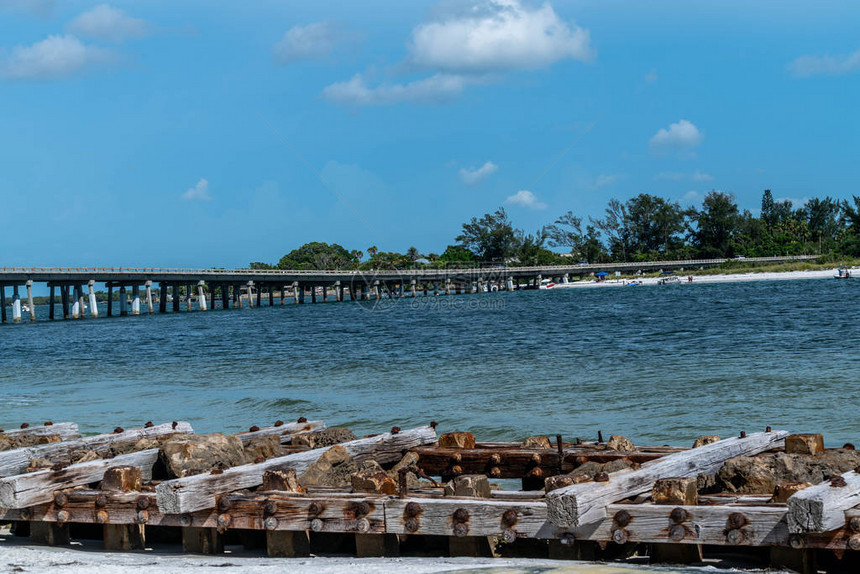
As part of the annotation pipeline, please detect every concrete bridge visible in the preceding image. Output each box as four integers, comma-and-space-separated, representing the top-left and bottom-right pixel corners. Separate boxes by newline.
0, 256, 816, 322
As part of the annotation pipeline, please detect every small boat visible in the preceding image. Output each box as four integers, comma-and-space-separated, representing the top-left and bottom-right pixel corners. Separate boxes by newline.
657, 272, 680, 285
625, 281, 641, 287
21, 305, 30, 313
835, 266, 854, 279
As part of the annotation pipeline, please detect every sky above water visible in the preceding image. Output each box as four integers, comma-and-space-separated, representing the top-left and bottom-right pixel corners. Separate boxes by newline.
1, 0, 858, 267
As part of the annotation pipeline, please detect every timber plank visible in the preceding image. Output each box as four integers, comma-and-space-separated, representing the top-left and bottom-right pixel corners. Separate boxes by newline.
787, 469, 860, 533
2, 423, 80, 441
233, 420, 325, 444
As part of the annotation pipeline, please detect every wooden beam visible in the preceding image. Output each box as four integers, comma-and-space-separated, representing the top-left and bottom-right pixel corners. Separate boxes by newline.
2, 423, 80, 441
233, 420, 325, 445
547, 431, 788, 528
384, 498, 553, 538
0, 422, 193, 477
787, 469, 860, 533
0, 449, 159, 508
156, 426, 437, 514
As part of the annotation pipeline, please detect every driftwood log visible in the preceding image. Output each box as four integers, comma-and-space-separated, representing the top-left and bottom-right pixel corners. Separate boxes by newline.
233, 420, 325, 444
2, 423, 80, 441
787, 468, 860, 533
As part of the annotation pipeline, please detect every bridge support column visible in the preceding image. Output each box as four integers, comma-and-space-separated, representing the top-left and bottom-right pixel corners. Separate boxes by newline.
298, 283, 305, 304
145, 281, 154, 314
335, 281, 343, 302
172, 285, 180, 312
0, 285, 6, 323
119, 286, 128, 316
311, 285, 317, 304
105, 285, 112, 317
268, 285, 274, 307
280, 286, 286, 305
410, 280, 417, 297
256, 283, 262, 308
12, 285, 22, 323
247, 282, 255, 308
78, 285, 86, 319
186, 284, 194, 312
88, 281, 99, 318
158, 283, 167, 313
423, 283, 428, 297
132, 285, 141, 315
48, 286, 55, 320
506, 278, 514, 291
221, 285, 229, 309
26, 281, 35, 322
71, 286, 81, 319
197, 281, 207, 311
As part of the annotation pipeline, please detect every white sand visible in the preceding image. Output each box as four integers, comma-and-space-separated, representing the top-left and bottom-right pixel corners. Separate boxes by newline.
546, 268, 847, 289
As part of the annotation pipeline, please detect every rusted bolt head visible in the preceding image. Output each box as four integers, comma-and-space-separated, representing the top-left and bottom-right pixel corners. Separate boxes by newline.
114, 427, 124, 434
765, 426, 772, 433
20, 423, 29, 429
429, 420, 438, 429
574, 456, 588, 466
594, 472, 610, 482
353, 501, 371, 517
56, 510, 70, 524
845, 443, 856, 451
179, 515, 192, 527
264, 501, 278, 516
53, 491, 68, 507
265, 517, 279, 530
789, 534, 804, 549
489, 453, 502, 465
530, 453, 541, 465
51, 462, 68, 472
391, 426, 401, 435
449, 452, 462, 464
739, 431, 746, 439
217, 513, 231, 530
502, 528, 517, 543
136, 496, 151, 510
172, 421, 178, 430
450, 465, 463, 476
217, 497, 232, 511
453, 522, 469, 537
527, 467, 544, 478
453, 508, 470, 523
405, 502, 422, 517
144, 421, 153, 428
310, 518, 324, 532
726, 528, 745, 545
670, 507, 689, 524
611, 528, 628, 545
831, 476, 848, 488
356, 518, 371, 533
489, 466, 502, 478
613, 509, 632, 527
308, 502, 324, 516
669, 524, 686, 542
44, 421, 53, 426
848, 535, 860, 551
274, 420, 284, 427
849, 517, 860, 532
502, 509, 518, 527
95, 494, 108, 508
249, 425, 260, 432
405, 517, 420, 532
137, 510, 149, 524
297, 417, 308, 423
728, 512, 748, 529
96, 510, 109, 524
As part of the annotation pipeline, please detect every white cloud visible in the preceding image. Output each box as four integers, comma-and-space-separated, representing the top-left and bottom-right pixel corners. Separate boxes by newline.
788, 49, 860, 77
594, 173, 623, 188
505, 189, 546, 210
649, 119, 703, 155
67, 4, 149, 42
459, 161, 498, 185
409, 0, 593, 73
682, 190, 702, 204
274, 22, 338, 64
657, 170, 713, 182
0, 34, 115, 80
691, 170, 713, 182
322, 73, 468, 106
182, 178, 211, 201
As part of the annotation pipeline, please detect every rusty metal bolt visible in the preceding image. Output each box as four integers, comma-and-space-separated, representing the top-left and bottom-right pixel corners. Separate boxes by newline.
574, 456, 588, 466
489, 466, 502, 478
670, 507, 689, 524
848, 535, 860, 551
669, 524, 686, 542
613, 509, 632, 527
179, 515, 192, 527
308, 502, 324, 516
297, 417, 308, 423
502, 509, 518, 527
765, 426, 772, 432
114, 427, 124, 434
44, 421, 53, 426
51, 462, 68, 472
20, 423, 29, 429
217, 497, 232, 512
310, 518, 324, 532
611, 528, 628, 545
789, 534, 804, 549
831, 476, 847, 488
356, 518, 371, 533
489, 453, 502, 465
249, 425, 260, 432
502, 528, 517, 544
96, 510, 109, 524
405, 517, 420, 532
56, 510, 70, 524
450, 465, 463, 476
449, 453, 462, 464
262, 516, 278, 530
405, 502, 421, 517
453, 522, 469, 537
726, 528, 745, 545
849, 517, 860, 532
430, 421, 438, 429
453, 508, 470, 523
728, 512, 748, 529
391, 426, 401, 435
95, 494, 108, 508
172, 421, 178, 430
594, 472, 610, 482
352, 501, 371, 517
217, 513, 231, 531
137, 510, 149, 524
845, 443, 856, 451
20, 509, 31, 520
527, 467, 543, 478
274, 420, 284, 427
53, 492, 68, 507
560, 533, 575, 546
136, 496, 151, 510
739, 431, 746, 439
144, 421, 153, 428
264, 501, 278, 516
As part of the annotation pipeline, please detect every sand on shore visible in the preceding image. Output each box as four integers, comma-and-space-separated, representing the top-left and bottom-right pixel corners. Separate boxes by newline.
544, 268, 848, 289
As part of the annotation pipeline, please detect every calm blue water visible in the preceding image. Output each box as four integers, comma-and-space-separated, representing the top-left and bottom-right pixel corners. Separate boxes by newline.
0, 279, 857, 447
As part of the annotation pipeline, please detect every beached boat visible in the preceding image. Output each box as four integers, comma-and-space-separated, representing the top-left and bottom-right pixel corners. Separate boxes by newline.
835, 266, 853, 279
657, 272, 681, 285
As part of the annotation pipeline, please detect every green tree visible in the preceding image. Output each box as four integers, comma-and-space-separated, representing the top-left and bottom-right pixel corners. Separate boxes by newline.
437, 245, 476, 264
455, 207, 518, 262
761, 189, 776, 231
693, 191, 739, 258
406, 246, 422, 261
277, 242, 357, 270
249, 261, 274, 269
804, 197, 841, 253
593, 198, 631, 261
545, 211, 584, 256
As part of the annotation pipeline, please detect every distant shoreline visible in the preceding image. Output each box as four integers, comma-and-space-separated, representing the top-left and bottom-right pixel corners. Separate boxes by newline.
549, 267, 848, 289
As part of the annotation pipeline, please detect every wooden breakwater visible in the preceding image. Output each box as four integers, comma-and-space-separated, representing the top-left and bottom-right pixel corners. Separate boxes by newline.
2, 421, 860, 573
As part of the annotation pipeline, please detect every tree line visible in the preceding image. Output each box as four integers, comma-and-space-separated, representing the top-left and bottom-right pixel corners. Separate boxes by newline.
252, 190, 860, 270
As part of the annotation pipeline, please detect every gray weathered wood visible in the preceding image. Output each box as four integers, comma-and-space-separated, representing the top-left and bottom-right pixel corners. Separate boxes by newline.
234, 420, 325, 444
0, 422, 193, 477
156, 426, 437, 514
547, 430, 788, 527
2, 423, 80, 441
787, 469, 860, 533
0, 449, 159, 508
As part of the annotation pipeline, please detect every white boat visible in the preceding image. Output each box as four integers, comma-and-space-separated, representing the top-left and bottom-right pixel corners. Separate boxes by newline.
657, 274, 681, 285
835, 266, 854, 279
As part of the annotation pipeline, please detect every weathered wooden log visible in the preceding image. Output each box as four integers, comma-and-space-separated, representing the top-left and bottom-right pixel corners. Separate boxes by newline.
2, 423, 79, 441
0, 422, 193, 477
384, 498, 553, 538
787, 469, 860, 533
234, 420, 325, 445
547, 430, 789, 528
0, 449, 159, 508
101, 465, 146, 550
156, 426, 437, 514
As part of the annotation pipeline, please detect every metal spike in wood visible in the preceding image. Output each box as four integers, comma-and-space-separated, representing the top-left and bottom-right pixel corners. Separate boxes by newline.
0, 449, 159, 509
1, 423, 80, 441
787, 469, 860, 533
546, 430, 789, 528
156, 426, 437, 515
0, 421, 193, 478
233, 420, 325, 445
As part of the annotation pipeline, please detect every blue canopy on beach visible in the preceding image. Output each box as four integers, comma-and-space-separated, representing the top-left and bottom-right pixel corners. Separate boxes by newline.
595, 271, 609, 276
660, 271, 676, 275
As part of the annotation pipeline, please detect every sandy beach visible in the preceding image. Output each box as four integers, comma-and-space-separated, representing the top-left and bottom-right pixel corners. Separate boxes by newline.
545, 268, 851, 289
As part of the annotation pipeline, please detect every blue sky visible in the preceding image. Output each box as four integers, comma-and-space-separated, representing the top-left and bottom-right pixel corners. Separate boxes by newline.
1, 0, 858, 267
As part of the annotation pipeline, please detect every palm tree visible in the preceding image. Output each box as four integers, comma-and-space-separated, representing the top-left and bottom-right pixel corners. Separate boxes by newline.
406, 246, 421, 261
367, 246, 378, 258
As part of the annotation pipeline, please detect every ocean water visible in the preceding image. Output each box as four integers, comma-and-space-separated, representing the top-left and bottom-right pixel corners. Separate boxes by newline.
0, 278, 858, 447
